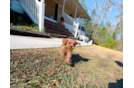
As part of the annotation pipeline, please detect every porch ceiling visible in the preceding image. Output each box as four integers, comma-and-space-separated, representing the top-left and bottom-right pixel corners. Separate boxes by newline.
54, 0, 91, 21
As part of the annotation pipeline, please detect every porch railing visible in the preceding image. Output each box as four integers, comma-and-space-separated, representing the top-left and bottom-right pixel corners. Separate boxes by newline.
63, 13, 74, 33
19, 0, 45, 31
63, 12, 87, 38
19, 0, 39, 24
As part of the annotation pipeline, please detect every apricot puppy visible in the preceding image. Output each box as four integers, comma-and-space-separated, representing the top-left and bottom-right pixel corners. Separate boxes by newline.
59, 38, 81, 65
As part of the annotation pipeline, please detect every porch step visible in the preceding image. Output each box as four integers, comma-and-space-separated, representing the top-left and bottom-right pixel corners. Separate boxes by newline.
44, 19, 74, 38
49, 33, 76, 40
45, 28, 73, 37
44, 24, 73, 36
44, 24, 71, 34
45, 19, 65, 29
44, 19, 71, 32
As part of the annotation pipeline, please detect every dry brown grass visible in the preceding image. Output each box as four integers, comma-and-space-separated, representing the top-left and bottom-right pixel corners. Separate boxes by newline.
10, 45, 123, 88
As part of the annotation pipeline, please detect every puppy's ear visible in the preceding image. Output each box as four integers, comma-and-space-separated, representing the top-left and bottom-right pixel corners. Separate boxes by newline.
75, 41, 81, 45
62, 38, 68, 45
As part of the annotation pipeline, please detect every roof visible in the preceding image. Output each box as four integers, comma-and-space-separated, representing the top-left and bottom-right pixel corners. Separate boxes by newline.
54, 0, 91, 21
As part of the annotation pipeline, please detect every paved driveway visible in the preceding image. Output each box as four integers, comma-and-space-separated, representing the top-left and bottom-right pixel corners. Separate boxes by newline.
10, 35, 92, 49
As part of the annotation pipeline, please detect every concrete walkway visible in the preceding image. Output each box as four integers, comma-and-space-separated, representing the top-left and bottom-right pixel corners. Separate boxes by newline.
10, 35, 92, 50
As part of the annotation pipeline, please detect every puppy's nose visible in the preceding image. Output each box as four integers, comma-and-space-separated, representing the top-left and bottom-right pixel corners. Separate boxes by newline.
71, 46, 73, 48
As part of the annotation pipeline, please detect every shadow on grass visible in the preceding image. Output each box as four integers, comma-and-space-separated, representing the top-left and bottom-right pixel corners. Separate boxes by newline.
71, 54, 90, 67
108, 79, 128, 88
115, 61, 123, 68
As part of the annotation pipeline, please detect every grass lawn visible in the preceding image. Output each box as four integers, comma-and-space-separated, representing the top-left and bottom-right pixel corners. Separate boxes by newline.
10, 45, 123, 88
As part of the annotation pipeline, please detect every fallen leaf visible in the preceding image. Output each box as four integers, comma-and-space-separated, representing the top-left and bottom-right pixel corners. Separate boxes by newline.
58, 53, 60, 56
85, 77, 90, 81
37, 83, 41, 85
77, 79, 80, 83
93, 63, 95, 66
61, 58, 64, 61
35, 59, 39, 63
70, 72, 73, 74
10, 66, 13, 69
58, 79, 62, 83
114, 72, 120, 75
53, 57, 55, 60
44, 61, 49, 64
15, 60, 19, 65
55, 58, 58, 61
117, 78, 120, 80
68, 68, 71, 70
79, 73, 84, 76
50, 68, 54, 73
74, 64, 76, 67
59, 63, 62, 67
50, 81, 56, 87
19, 71, 23, 76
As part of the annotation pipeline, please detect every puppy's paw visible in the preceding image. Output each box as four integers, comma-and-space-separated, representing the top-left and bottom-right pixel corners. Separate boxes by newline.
75, 42, 81, 45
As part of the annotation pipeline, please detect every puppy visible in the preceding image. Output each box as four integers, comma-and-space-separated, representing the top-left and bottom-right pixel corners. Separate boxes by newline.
60, 38, 81, 65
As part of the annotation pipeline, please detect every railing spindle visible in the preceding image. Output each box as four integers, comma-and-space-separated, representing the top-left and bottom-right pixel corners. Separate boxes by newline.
19, 0, 40, 24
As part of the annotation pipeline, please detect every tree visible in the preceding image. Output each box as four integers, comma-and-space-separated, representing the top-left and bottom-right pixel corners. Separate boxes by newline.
79, 0, 123, 51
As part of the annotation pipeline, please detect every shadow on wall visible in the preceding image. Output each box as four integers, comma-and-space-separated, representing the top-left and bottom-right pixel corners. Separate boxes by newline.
115, 61, 123, 68
71, 54, 90, 67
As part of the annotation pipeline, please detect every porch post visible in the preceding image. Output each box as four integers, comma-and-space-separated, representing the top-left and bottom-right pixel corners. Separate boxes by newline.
39, 0, 45, 31
74, 7, 78, 20
86, 19, 88, 29
74, 22, 79, 38
61, 0, 65, 16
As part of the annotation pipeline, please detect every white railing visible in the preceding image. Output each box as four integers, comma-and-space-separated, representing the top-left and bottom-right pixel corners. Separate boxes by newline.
63, 12, 79, 37
44, 16, 58, 23
19, 0, 45, 31
62, 12, 87, 38
62, 12, 74, 26
19, 0, 39, 24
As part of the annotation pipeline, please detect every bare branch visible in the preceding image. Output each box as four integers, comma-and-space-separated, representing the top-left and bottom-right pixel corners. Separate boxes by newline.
95, 0, 104, 24
94, 0, 99, 10
98, 0, 111, 27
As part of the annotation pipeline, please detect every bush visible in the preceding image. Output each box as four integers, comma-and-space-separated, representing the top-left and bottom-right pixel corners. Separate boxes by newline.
10, 9, 46, 33
10, 8, 33, 25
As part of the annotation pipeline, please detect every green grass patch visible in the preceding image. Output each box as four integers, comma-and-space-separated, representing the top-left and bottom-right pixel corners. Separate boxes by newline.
11, 24, 46, 33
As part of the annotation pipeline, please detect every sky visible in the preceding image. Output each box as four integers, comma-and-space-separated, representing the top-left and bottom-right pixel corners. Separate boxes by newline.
82, 0, 123, 40
83, 0, 123, 26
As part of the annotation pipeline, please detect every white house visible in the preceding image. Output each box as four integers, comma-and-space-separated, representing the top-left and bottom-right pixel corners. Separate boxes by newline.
10, 0, 91, 42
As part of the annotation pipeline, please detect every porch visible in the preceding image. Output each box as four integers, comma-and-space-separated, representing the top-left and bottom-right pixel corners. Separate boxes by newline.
18, 0, 91, 41
44, 0, 91, 39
